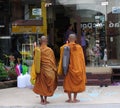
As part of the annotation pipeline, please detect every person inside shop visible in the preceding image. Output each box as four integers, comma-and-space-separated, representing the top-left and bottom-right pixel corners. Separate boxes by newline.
93, 43, 101, 66
103, 48, 108, 67
64, 24, 75, 43
81, 29, 87, 63
33, 36, 57, 105
86, 42, 95, 66
58, 34, 86, 103
81, 29, 86, 47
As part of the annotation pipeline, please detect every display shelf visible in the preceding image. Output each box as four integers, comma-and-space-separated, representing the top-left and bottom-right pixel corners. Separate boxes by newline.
21, 43, 34, 60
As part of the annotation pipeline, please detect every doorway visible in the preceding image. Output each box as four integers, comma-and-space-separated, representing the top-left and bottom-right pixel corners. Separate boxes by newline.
53, 4, 106, 66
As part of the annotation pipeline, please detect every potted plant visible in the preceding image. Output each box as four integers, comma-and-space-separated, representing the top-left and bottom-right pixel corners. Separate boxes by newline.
7, 55, 17, 80
0, 61, 8, 81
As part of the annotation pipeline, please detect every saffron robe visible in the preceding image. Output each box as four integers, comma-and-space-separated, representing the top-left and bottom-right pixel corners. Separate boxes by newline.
33, 46, 57, 96
58, 42, 86, 93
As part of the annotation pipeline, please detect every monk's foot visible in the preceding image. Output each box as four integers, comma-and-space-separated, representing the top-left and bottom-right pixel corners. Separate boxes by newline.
40, 100, 44, 105
72, 99, 80, 103
44, 101, 50, 104
65, 99, 72, 103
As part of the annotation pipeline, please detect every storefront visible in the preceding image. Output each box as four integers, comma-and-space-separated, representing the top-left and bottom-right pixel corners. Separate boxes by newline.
11, 21, 43, 60
55, 0, 120, 66
11, 0, 48, 60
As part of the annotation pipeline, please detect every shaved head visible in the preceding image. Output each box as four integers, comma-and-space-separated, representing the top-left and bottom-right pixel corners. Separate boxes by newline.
69, 34, 76, 38
40, 36, 48, 45
41, 36, 47, 41
68, 34, 76, 42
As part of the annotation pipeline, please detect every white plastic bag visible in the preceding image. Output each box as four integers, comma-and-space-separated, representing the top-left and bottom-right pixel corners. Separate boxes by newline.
17, 74, 26, 88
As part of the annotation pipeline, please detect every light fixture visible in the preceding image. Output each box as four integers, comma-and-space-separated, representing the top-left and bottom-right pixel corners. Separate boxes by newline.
45, 3, 52, 7
95, 23, 103, 27
101, 1, 108, 6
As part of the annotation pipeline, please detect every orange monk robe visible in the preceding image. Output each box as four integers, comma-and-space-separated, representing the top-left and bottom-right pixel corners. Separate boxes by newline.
58, 42, 86, 93
33, 46, 57, 96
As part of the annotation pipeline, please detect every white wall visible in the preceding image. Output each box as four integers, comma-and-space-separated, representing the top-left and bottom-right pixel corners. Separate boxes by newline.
58, 0, 120, 21
58, 0, 106, 5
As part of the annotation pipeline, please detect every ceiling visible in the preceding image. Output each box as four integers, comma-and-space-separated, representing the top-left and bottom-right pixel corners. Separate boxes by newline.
57, 0, 107, 5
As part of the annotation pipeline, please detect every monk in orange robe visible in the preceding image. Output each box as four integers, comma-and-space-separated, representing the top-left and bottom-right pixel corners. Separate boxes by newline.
33, 36, 57, 105
58, 34, 86, 103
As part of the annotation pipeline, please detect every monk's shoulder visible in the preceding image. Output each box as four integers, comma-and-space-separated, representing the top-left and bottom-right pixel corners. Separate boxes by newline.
46, 46, 51, 50
60, 45, 63, 49
47, 46, 53, 51
75, 44, 81, 48
61, 44, 67, 48
76, 44, 83, 50
60, 44, 67, 49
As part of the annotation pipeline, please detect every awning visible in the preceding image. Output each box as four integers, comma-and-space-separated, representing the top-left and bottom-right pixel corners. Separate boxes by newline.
12, 19, 43, 26
11, 19, 43, 34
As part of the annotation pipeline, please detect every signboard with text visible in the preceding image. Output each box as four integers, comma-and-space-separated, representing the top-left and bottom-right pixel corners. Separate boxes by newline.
112, 7, 120, 14
12, 26, 42, 34
32, 8, 42, 16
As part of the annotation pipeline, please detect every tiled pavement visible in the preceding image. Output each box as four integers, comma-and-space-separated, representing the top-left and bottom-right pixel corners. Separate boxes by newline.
0, 86, 120, 108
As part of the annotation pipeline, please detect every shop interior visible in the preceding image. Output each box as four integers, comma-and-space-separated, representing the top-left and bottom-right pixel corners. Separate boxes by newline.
53, 0, 120, 66
53, 5, 106, 66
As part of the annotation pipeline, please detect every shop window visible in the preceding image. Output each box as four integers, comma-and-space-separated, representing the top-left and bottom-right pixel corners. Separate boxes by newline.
29, 5, 41, 20
55, 0, 120, 66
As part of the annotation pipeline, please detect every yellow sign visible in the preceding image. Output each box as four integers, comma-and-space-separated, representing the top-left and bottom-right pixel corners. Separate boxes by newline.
41, 1, 47, 36
12, 26, 42, 34
12, 1, 47, 35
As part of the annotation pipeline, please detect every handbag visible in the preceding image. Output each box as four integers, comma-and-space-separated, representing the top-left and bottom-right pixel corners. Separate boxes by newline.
62, 46, 70, 75
30, 63, 36, 85
34, 47, 41, 73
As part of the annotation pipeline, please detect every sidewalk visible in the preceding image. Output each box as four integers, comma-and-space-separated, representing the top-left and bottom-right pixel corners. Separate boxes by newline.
0, 86, 120, 108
